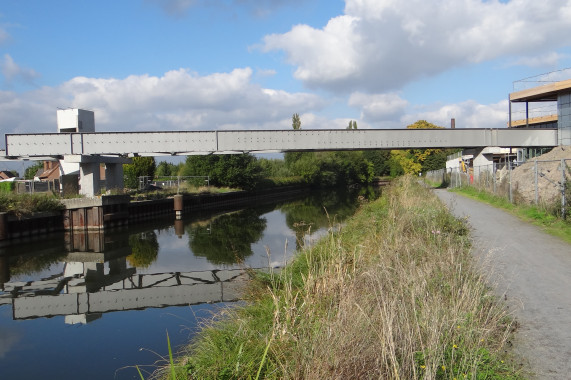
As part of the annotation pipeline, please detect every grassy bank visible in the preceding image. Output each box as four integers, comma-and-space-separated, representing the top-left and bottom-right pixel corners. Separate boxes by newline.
451, 186, 571, 244
156, 176, 520, 379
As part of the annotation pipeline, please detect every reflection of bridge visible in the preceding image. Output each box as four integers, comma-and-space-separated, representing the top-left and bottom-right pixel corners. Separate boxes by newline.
3, 128, 559, 196
0, 264, 248, 324
0, 221, 249, 325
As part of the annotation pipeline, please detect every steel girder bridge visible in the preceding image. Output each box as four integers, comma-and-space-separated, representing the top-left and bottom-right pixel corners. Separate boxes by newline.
2, 128, 560, 196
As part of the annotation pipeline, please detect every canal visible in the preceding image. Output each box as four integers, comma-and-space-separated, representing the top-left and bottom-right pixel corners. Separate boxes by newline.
0, 187, 378, 379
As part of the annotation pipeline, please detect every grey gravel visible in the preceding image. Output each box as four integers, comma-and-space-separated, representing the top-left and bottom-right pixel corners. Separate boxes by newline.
435, 189, 571, 379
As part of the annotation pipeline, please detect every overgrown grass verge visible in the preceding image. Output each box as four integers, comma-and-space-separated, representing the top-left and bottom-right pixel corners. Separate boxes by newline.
158, 176, 521, 379
451, 186, 571, 244
0, 192, 65, 217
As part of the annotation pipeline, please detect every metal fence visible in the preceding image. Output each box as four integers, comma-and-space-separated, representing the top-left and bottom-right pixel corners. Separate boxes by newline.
140, 176, 210, 192
512, 67, 571, 92
12, 179, 60, 194
426, 159, 570, 219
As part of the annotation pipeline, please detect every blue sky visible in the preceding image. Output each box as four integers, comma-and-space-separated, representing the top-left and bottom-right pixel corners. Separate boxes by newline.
2, 0, 571, 140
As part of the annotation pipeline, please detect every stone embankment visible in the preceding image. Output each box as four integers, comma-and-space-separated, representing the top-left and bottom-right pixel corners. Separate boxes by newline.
0, 186, 308, 245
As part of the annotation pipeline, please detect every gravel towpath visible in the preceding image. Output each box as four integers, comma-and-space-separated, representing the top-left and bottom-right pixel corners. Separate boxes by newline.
434, 190, 571, 379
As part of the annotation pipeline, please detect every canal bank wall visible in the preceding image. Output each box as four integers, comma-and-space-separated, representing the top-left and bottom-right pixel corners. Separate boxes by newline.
0, 186, 310, 246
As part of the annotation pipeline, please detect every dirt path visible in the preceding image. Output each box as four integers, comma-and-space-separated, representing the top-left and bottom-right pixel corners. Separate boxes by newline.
434, 190, 571, 379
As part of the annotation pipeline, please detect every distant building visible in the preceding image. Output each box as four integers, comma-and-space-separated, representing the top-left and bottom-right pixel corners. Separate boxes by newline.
509, 68, 571, 151
0, 171, 16, 181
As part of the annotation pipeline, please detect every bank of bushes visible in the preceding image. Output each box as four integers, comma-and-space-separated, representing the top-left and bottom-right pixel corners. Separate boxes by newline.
0, 192, 65, 217
154, 176, 519, 379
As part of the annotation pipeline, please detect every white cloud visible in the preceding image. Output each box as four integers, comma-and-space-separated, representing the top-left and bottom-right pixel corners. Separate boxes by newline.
263, 15, 361, 90
1, 54, 40, 85
348, 92, 408, 121
261, 0, 571, 93
401, 99, 509, 129
0, 67, 326, 136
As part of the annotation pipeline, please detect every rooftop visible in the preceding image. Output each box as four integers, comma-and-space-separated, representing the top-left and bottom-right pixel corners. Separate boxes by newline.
510, 68, 571, 102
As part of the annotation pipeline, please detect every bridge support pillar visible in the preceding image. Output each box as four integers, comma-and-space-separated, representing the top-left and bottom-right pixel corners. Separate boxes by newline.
79, 162, 101, 197
63, 155, 131, 197
105, 163, 124, 193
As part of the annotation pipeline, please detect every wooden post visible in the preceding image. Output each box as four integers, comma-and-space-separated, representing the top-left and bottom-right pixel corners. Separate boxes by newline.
174, 194, 183, 220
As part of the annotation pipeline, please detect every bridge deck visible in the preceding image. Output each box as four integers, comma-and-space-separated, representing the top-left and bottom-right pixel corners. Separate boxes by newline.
4, 128, 559, 158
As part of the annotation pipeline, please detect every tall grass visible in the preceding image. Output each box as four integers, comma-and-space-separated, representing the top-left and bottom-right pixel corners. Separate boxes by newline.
165, 176, 520, 379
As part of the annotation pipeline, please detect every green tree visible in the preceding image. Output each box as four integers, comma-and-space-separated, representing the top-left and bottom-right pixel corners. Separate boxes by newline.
388, 150, 421, 175
346, 120, 358, 129
363, 150, 391, 176
289, 152, 320, 184
388, 120, 454, 175
258, 158, 291, 178
123, 156, 156, 189
181, 154, 262, 191
188, 209, 266, 264
292, 113, 301, 130
287, 151, 374, 187
155, 161, 179, 178
285, 113, 304, 172
24, 162, 44, 180
126, 232, 159, 268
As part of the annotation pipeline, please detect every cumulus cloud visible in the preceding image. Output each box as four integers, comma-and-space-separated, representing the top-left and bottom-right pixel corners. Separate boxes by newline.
261, 0, 571, 93
0, 67, 326, 137
1, 54, 40, 85
349, 92, 408, 121
401, 99, 509, 129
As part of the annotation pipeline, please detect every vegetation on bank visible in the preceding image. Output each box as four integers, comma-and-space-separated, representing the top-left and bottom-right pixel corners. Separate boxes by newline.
451, 186, 571, 244
0, 192, 65, 217
149, 176, 520, 379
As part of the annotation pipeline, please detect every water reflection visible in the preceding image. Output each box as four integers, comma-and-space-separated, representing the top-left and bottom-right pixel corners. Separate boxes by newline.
188, 209, 267, 264
0, 187, 380, 380
127, 232, 159, 268
281, 188, 376, 249
0, 226, 249, 325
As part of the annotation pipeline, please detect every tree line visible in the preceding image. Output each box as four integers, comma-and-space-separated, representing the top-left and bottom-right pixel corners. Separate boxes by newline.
122, 117, 456, 190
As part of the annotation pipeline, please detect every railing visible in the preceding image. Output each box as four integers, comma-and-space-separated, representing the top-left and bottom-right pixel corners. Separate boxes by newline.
142, 176, 210, 192
510, 103, 558, 121
513, 68, 571, 92
10, 179, 60, 194
426, 158, 570, 219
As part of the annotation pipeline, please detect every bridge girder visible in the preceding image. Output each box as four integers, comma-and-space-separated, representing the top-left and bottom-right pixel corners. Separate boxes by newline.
2, 128, 560, 197
4, 128, 560, 158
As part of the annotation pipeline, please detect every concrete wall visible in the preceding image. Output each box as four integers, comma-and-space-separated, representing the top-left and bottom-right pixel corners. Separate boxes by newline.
57, 109, 95, 133
558, 92, 571, 146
